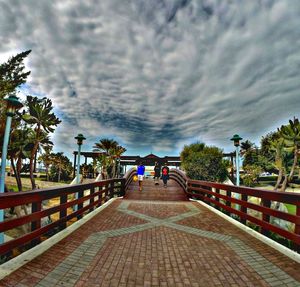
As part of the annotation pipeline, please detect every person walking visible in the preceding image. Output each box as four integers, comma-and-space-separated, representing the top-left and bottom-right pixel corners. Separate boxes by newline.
161, 163, 169, 188
137, 161, 145, 191
153, 162, 160, 185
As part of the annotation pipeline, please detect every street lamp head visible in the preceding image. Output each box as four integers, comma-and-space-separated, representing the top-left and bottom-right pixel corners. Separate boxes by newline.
230, 134, 243, 147
75, 133, 86, 145
5, 95, 23, 116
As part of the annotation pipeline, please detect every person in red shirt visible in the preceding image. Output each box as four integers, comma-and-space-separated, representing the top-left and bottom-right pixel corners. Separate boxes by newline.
161, 163, 169, 188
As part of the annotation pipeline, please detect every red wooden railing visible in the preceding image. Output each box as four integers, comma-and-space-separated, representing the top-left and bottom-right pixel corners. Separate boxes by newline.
187, 179, 300, 251
169, 169, 300, 252
123, 168, 137, 191
0, 178, 125, 257
2, 169, 299, 258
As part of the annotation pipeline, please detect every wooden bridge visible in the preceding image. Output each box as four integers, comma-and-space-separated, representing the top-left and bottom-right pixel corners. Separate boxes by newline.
0, 169, 300, 286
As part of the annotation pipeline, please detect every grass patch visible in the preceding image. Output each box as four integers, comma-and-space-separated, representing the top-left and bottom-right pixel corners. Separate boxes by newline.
284, 204, 296, 215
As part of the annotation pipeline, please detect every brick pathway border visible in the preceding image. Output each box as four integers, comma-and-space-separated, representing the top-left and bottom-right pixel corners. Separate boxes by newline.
34, 201, 300, 287
0, 198, 118, 280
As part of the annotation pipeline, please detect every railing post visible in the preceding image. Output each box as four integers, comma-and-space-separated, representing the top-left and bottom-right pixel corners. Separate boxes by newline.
77, 189, 84, 220
215, 189, 220, 210
89, 187, 95, 213
59, 194, 68, 230
121, 178, 126, 196
206, 186, 212, 206
240, 194, 248, 224
104, 183, 109, 203
226, 190, 231, 216
293, 205, 300, 252
31, 201, 42, 245
109, 181, 114, 199
97, 187, 102, 208
261, 199, 271, 236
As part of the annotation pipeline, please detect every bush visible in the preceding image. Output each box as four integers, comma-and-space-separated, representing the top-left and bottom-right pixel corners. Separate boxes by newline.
181, 143, 228, 182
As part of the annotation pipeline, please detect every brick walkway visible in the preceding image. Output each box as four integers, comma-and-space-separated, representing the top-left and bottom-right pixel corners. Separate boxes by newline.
0, 179, 300, 286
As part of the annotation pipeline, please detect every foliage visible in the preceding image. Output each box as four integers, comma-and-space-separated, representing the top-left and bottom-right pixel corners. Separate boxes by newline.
0, 50, 31, 139
180, 142, 205, 162
93, 138, 126, 178
240, 140, 255, 156
22, 95, 61, 189
0, 50, 31, 98
49, 152, 72, 182
242, 165, 262, 187
278, 117, 300, 182
180, 143, 228, 182
8, 124, 33, 191
38, 145, 53, 181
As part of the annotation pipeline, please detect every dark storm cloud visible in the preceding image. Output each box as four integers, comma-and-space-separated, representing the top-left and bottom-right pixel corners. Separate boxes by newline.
1, 0, 300, 155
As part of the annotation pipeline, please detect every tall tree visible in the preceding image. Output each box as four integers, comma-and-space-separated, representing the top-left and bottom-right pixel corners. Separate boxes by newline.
93, 138, 118, 154
0, 50, 31, 139
8, 125, 33, 191
278, 117, 300, 183
49, 152, 72, 182
110, 145, 127, 178
22, 96, 61, 189
38, 145, 53, 181
94, 139, 126, 179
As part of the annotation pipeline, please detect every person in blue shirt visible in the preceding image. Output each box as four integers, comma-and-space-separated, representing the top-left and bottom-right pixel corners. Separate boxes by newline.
137, 161, 145, 191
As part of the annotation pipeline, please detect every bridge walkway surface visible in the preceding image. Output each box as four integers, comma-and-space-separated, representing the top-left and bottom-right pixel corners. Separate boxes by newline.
0, 179, 300, 286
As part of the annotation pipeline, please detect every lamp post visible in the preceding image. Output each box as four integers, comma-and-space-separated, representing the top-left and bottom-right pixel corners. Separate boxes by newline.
230, 134, 243, 186
0, 95, 23, 243
74, 134, 85, 212
75, 134, 86, 184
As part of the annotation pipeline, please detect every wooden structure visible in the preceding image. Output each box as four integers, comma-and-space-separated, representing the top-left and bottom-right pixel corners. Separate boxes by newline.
2, 168, 297, 260
72, 152, 236, 179
72, 152, 182, 178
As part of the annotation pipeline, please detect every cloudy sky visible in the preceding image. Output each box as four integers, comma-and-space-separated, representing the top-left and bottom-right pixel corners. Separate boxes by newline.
1, 0, 300, 158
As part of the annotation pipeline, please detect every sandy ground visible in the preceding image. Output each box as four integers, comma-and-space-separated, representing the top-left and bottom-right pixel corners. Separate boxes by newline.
5, 175, 68, 191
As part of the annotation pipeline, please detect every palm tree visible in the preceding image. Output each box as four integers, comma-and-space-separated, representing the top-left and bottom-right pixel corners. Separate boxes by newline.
94, 139, 126, 178
50, 152, 72, 182
38, 145, 53, 181
110, 145, 127, 178
269, 138, 287, 190
278, 117, 300, 183
93, 138, 118, 154
96, 153, 112, 179
22, 96, 61, 189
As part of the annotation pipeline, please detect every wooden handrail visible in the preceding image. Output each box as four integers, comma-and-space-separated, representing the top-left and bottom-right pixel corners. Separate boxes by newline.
169, 169, 187, 192
0, 177, 125, 258
124, 168, 136, 191
186, 179, 300, 252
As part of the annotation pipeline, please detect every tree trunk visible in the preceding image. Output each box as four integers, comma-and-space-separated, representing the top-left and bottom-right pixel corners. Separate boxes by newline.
279, 175, 288, 192
16, 156, 23, 190
33, 149, 38, 173
58, 166, 61, 182
112, 161, 116, 178
274, 168, 283, 190
10, 158, 22, 192
46, 165, 49, 181
29, 142, 39, 189
288, 147, 298, 182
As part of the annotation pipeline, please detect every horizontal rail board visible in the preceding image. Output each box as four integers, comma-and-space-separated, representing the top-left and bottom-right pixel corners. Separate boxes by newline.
187, 191, 300, 245
0, 178, 124, 257
187, 186, 300, 224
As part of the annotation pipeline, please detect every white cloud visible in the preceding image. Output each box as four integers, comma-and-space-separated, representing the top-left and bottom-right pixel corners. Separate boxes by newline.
1, 0, 300, 156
